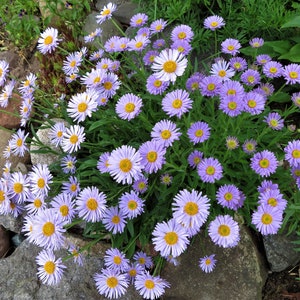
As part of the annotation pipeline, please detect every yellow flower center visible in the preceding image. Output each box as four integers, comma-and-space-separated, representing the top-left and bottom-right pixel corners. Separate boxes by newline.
154, 80, 162, 87
172, 99, 182, 109
292, 149, 300, 158
119, 158, 132, 172
129, 269, 137, 277
86, 198, 98, 210
60, 205, 69, 216
178, 32, 186, 39
210, 21, 218, 27
34, 198, 42, 208
248, 100, 257, 108
218, 224, 230, 236
113, 256, 122, 265
78, 102, 87, 113
234, 63, 241, 69
207, 83, 215, 91
184, 202, 199, 216
44, 261, 55, 274
106, 277, 118, 288
228, 101, 237, 110
206, 166, 215, 175
70, 61, 76, 67
93, 76, 101, 84
261, 213, 273, 225
13, 183, 23, 194
16, 138, 23, 147
289, 71, 298, 79
195, 129, 203, 137
104, 81, 113, 90
259, 158, 270, 169
136, 18, 143, 25
218, 70, 226, 77
128, 200, 138, 210
135, 41, 143, 48
155, 24, 162, 31
70, 135, 78, 144
163, 60, 177, 73
247, 76, 255, 83
70, 183, 77, 192
101, 9, 111, 16
125, 102, 135, 113
57, 131, 63, 138
0, 190, 5, 202
269, 120, 278, 127
164, 231, 178, 245
205, 258, 212, 265
224, 192, 233, 201
44, 36, 53, 45
269, 67, 277, 74
147, 151, 158, 162
227, 89, 236, 95
37, 178, 45, 189
112, 215, 120, 224
138, 182, 146, 190
267, 198, 277, 207
227, 45, 234, 51
193, 157, 201, 165
42, 221, 55, 236
161, 129, 171, 139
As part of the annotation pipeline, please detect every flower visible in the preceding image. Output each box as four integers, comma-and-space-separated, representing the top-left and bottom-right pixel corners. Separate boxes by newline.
150, 19, 167, 33
257, 180, 279, 194
204, 15, 225, 30
104, 248, 130, 272
61, 124, 86, 153
0, 60, 9, 87
151, 119, 181, 147
130, 13, 148, 27
263, 61, 283, 78
219, 79, 245, 101
25, 193, 46, 215
128, 35, 151, 51
171, 24, 194, 42
84, 28, 102, 44
225, 136, 239, 150
216, 184, 244, 210
208, 214, 240, 248
210, 59, 235, 81
250, 150, 278, 177
51, 192, 76, 224
62, 175, 80, 197
172, 189, 210, 229
102, 206, 127, 234
61, 154, 77, 174
8, 171, 30, 203
171, 39, 192, 56
284, 140, 300, 167
186, 72, 204, 91
75, 186, 107, 222
143, 50, 159, 66
37, 27, 61, 54
251, 205, 283, 235
188, 150, 203, 168
36, 249, 66, 285
115, 93, 143, 121
107, 145, 143, 185
256, 54, 271, 65
96, 2, 117, 24
153, 38, 166, 49
243, 91, 265, 115
67, 243, 84, 266
151, 49, 188, 82
125, 263, 144, 284
187, 121, 211, 144
292, 92, 300, 108
249, 37, 264, 48
282, 63, 300, 84
62, 52, 82, 75
133, 251, 153, 269
264, 112, 284, 130
146, 75, 169, 95
199, 254, 217, 273
97, 152, 111, 173
49, 122, 66, 147
99, 72, 120, 98
119, 190, 145, 219
229, 57, 247, 71
152, 218, 189, 258
258, 189, 287, 211
199, 75, 222, 97
29, 164, 53, 198
221, 38, 241, 56
9, 128, 29, 157
197, 157, 223, 183
242, 139, 257, 154
133, 175, 148, 194
160, 173, 173, 185
94, 268, 129, 299
81, 68, 106, 88
240, 69, 260, 86
135, 271, 170, 299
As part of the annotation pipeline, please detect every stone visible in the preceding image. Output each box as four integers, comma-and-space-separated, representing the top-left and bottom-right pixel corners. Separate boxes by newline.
0, 235, 142, 299
0, 225, 11, 258
111, 2, 138, 25
0, 93, 22, 129
262, 231, 300, 272
0, 214, 24, 234
161, 225, 268, 300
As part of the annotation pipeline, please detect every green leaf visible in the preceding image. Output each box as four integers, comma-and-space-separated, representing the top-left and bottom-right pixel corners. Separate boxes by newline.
278, 44, 300, 62
264, 40, 292, 55
281, 16, 300, 28
269, 92, 291, 103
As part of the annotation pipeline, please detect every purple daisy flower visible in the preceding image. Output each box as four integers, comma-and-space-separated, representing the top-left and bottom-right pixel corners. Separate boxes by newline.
199, 254, 217, 273
8, 171, 30, 203
61, 124, 85, 153
171, 39, 192, 56
51, 192, 76, 224
197, 157, 223, 183
243, 91, 265, 115
263, 61, 283, 78
102, 206, 127, 234
61, 154, 77, 174
115, 93, 143, 121
242, 139, 257, 154
264, 112, 284, 130
143, 50, 159, 66
291, 166, 300, 180
249, 37, 264, 48
258, 189, 287, 211
152, 218, 189, 258
208, 214, 240, 248
256, 54, 272, 65
204, 15, 225, 30
37, 27, 61, 54
118, 190, 145, 219
188, 150, 203, 168
187, 121, 211, 144
153, 38, 166, 49
219, 79, 245, 101
257, 180, 279, 194
292, 92, 300, 108
133, 251, 153, 269
104, 248, 130, 273
160, 173, 173, 186
229, 57, 248, 71
96, 3, 116, 24
146, 74, 169, 95
9, 128, 29, 157
132, 175, 148, 194
216, 184, 244, 210
150, 19, 167, 33
219, 96, 244, 117
284, 140, 300, 167
255, 83, 275, 98
137, 27, 151, 37
127, 35, 151, 52
151, 119, 181, 147
250, 150, 278, 177
210, 59, 235, 81
171, 24, 194, 42
62, 175, 80, 197
98, 72, 120, 98
125, 263, 144, 284
240, 69, 261, 86
221, 38, 241, 56
282, 63, 300, 84
130, 13, 148, 27
186, 72, 204, 92
252, 205, 283, 235
199, 75, 222, 97
226, 136, 239, 150
50, 122, 66, 147
97, 152, 111, 173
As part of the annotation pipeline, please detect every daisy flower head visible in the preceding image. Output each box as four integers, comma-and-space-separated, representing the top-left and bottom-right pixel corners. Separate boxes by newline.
256, 54, 272, 65
62, 52, 82, 75
139, 140, 166, 174
60, 154, 77, 174
162, 89, 192, 118
171, 24, 194, 42
102, 206, 127, 234
172, 189, 210, 229
160, 173, 173, 186
199, 254, 217, 273
62, 175, 80, 197
257, 179, 279, 194
67, 90, 98, 123
125, 262, 144, 284
208, 214, 240, 248
229, 57, 248, 71
255, 83, 275, 98
132, 175, 148, 194
188, 150, 203, 168
26, 195, 45, 216
96, 58, 113, 71
210, 59, 235, 81
0, 79, 15, 108
150, 19, 167, 33
81, 68, 106, 88
146, 74, 170, 95
7, 199, 24, 217
10, 128, 29, 157
292, 92, 300, 108
51, 192, 76, 224
250, 150, 278, 177
115, 93, 143, 121
249, 37, 264, 48
8, 171, 30, 203
133, 251, 153, 269
0, 60, 9, 87
89, 49, 104, 61
151, 49, 188, 82
241, 69, 261, 86
219, 79, 245, 102
130, 13, 148, 27
143, 50, 159, 66
242, 139, 257, 154
49, 122, 66, 147
36, 249, 66, 285
37, 27, 61, 54
137, 27, 151, 38
107, 145, 143, 185
186, 72, 204, 92
151, 119, 181, 148
226, 136, 239, 150
282, 63, 300, 84
171, 39, 192, 56
119, 190, 144, 219
216, 184, 244, 210
291, 166, 300, 180
221, 38, 241, 56
284, 140, 300, 167
187, 121, 211, 144
197, 157, 223, 183
104, 248, 130, 273
31, 208, 66, 250
67, 243, 84, 266
94, 268, 129, 299
29, 164, 53, 197
128, 35, 151, 52
243, 91, 265, 115
219, 96, 244, 117
99, 72, 120, 98
252, 205, 283, 235
199, 75, 222, 97
97, 152, 111, 173
263, 61, 283, 78
264, 112, 284, 130
84, 27, 102, 44
96, 2, 117, 24
61, 124, 85, 153
75, 186, 107, 223
152, 218, 189, 258
153, 38, 166, 49
258, 189, 287, 211
204, 15, 225, 31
